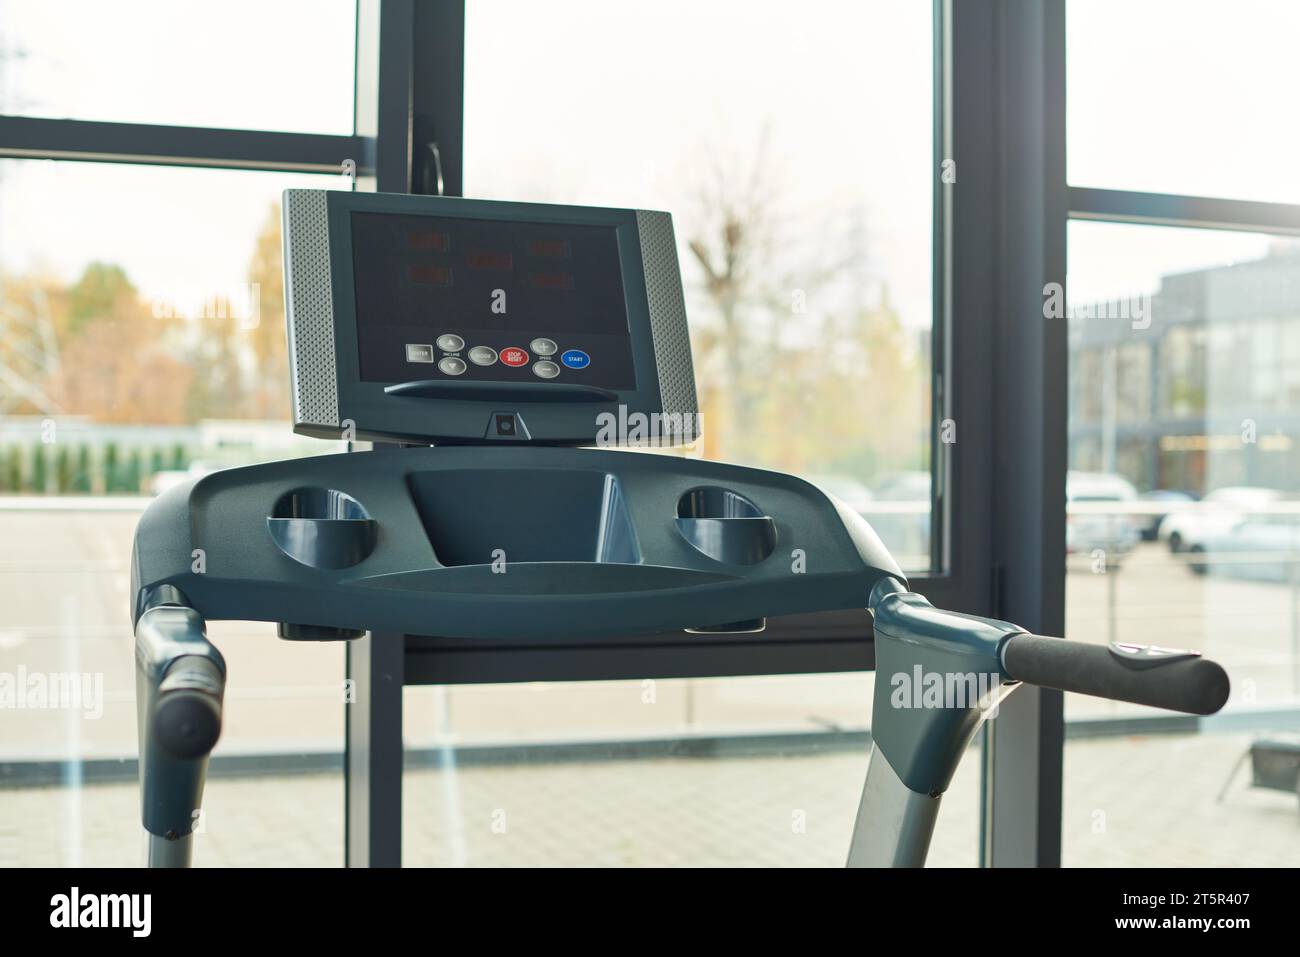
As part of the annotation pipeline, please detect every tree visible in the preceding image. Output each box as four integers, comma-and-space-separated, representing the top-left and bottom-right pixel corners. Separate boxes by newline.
0, 273, 66, 416
66, 263, 135, 338
72, 444, 92, 494
30, 442, 47, 494
685, 133, 779, 461
680, 131, 925, 479
179, 202, 291, 421
43, 263, 193, 424
245, 203, 290, 420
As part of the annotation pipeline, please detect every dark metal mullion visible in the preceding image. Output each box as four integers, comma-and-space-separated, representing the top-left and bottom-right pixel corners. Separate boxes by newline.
948, 0, 1067, 868
931, 0, 955, 579
0, 114, 368, 175
344, 0, 419, 869
1069, 186, 1300, 235
412, 0, 465, 197
986, 0, 1067, 869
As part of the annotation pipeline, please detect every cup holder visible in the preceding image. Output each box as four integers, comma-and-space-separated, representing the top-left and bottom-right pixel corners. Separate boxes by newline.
267, 488, 378, 569
675, 487, 777, 565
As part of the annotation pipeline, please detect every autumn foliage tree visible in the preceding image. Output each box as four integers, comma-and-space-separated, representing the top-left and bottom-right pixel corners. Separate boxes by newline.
2, 201, 292, 426
683, 138, 928, 480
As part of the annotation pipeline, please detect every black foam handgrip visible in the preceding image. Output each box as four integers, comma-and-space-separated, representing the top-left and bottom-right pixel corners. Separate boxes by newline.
1002, 634, 1230, 716
153, 656, 225, 759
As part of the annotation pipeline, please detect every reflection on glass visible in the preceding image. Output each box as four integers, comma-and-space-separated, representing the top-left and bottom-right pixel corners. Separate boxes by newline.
1064, 220, 1300, 867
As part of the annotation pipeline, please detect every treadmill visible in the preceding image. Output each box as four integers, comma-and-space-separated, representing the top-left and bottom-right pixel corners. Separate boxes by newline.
131, 189, 1230, 867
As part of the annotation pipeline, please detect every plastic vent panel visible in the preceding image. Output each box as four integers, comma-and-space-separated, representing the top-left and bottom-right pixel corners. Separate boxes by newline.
283, 189, 341, 429
636, 209, 699, 419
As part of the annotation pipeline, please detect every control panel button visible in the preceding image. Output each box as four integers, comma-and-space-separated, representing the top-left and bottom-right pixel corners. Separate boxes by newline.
468, 345, 498, 366
499, 346, 530, 367
560, 349, 590, 369
436, 334, 465, 353
533, 360, 560, 379
406, 343, 435, 363
438, 356, 467, 376
530, 337, 558, 356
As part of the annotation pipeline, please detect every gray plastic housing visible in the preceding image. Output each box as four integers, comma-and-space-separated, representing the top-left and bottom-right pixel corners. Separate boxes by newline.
282, 189, 698, 446
130, 445, 903, 639
866, 578, 1020, 795
134, 599, 225, 840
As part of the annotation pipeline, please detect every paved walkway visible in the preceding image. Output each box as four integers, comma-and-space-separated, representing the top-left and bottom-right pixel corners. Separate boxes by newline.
3, 732, 1296, 867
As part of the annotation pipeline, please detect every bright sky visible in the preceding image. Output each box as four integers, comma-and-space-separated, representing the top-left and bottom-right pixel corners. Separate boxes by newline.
463, 0, 933, 335
0, 0, 1296, 320
1065, 0, 1300, 303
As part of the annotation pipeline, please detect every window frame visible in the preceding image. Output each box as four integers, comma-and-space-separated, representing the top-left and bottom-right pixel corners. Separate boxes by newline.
0, 0, 1103, 869
1055, 1, 1300, 868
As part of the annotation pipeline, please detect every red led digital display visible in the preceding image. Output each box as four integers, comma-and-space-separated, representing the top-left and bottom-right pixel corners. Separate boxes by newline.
527, 239, 571, 259
408, 264, 453, 285
407, 231, 449, 252
466, 250, 513, 270
351, 209, 636, 388
529, 271, 575, 291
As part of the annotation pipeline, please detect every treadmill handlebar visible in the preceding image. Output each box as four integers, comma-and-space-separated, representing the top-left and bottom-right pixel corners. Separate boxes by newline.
154, 655, 225, 759
1000, 632, 1230, 716
134, 598, 226, 854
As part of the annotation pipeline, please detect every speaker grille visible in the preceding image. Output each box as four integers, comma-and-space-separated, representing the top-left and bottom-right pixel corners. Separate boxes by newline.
283, 189, 340, 429
636, 210, 698, 419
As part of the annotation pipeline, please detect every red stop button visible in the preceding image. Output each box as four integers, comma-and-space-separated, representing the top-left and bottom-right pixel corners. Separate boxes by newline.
500, 347, 529, 367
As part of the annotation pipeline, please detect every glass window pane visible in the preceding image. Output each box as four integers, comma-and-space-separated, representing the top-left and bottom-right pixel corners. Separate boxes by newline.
465, 0, 935, 573
0, 0, 356, 134
1068, 0, 1300, 203
1065, 220, 1300, 866
0, 161, 353, 865
437, 0, 958, 869
402, 677, 980, 867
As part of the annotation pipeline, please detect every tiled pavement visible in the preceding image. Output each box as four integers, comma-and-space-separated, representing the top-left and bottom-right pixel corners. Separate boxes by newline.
3, 731, 1297, 867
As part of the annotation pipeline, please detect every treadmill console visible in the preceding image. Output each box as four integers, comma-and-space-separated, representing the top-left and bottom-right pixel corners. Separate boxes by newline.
282, 190, 698, 446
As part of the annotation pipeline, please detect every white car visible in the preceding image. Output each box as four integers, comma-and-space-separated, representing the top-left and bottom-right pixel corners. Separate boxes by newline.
1158, 486, 1282, 554
1066, 471, 1140, 557
1192, 514, 1300, 581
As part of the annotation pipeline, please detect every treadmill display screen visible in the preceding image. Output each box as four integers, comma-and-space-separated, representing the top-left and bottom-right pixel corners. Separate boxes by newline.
350, 211, 637, 388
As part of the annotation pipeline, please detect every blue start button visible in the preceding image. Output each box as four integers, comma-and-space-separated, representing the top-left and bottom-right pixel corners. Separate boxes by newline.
560, 349, 590, 369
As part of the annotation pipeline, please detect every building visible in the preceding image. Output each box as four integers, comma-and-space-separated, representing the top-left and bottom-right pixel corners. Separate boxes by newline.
1069, 244, 1300, 495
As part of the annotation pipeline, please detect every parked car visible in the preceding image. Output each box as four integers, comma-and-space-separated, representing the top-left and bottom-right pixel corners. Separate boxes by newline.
1065, 471, 1140, 558
1136, 489, 1195, 541
1158, 486, 1283, 553
1191, 513, 1300, 581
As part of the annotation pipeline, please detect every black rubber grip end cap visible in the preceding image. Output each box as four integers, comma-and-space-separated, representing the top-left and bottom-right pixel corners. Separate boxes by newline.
154, 691, 222, 759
